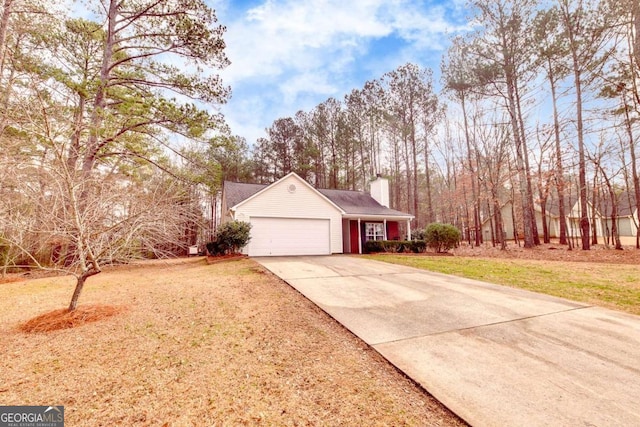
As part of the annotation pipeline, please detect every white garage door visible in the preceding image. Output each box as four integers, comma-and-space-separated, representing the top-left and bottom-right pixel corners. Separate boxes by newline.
249, 217, 330, 256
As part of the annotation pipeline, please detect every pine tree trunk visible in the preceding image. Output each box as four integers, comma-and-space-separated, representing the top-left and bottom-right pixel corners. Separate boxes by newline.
460, 94, 480, 247
591, 179, 599, 245
634, 0, 640, 106
541, 200, 549, 244
0, 0, 13, 77
507, 85, 533, 248
564, 3, 590, 250
548, 59, 568, 245
515, 82, 539, 245
424, 140, 434, 224
83, 0, 118, 176
622, 91, 640, 249
0, 0, 14, 136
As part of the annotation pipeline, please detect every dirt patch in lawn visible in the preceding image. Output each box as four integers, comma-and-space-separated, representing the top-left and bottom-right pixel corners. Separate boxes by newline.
0, 257, 465, 426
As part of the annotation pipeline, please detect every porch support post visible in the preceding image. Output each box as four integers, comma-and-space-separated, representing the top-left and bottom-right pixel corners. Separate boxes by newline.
358, 218, 362, 254
383, 219, 387, 240
407, 219, 411, 240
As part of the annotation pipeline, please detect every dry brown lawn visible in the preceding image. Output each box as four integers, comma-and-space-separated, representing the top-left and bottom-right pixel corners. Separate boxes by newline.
0, 257, 465, 426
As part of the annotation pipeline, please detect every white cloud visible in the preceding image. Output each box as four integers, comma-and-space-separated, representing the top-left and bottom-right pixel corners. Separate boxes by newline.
279, 72, 338, 104
223, 94, 270, 143
214, 0, 468, 144
221, 0, 392, 83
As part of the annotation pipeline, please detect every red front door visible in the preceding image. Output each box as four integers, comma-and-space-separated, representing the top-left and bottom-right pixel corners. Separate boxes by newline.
387, 221, 399, 240
350, 220, 360, 254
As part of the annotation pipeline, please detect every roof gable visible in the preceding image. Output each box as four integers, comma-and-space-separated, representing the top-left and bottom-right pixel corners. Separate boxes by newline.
227, 172, 345, 214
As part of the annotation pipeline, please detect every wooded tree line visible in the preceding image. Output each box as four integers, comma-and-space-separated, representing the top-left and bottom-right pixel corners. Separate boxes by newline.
226, 0, 640, 251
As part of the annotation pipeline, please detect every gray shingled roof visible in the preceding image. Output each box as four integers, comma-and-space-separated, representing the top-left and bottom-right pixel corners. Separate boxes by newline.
223, 180, 412, 218
618, 192, 638, 216
317, 188, 412, 217
223, 181, 266, 209
598, 191, 638, 217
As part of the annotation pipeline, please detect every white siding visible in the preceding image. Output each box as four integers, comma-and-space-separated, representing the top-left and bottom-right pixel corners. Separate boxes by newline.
234, 174, 343, 254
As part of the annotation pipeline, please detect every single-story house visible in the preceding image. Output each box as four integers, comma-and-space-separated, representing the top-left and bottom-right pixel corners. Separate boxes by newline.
221, 172, 414, 256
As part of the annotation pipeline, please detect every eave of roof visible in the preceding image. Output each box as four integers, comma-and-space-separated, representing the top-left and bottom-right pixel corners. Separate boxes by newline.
341, 213, 414, 220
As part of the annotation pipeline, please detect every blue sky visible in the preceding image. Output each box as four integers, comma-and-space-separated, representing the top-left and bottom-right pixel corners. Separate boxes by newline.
208, 0, 471, 144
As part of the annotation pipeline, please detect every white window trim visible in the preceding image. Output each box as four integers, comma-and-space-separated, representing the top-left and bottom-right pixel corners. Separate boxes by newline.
365, 222, 385, 241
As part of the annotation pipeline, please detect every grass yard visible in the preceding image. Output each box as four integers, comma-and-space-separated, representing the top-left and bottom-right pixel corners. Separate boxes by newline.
0, 257, 464, 426
367, 254, 640, 315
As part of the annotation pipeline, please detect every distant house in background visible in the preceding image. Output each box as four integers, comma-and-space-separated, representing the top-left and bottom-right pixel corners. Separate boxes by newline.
221, 172, 414, 256
482, 193, 639, 245
600, 192, 639, 246
481, 201, 554, 242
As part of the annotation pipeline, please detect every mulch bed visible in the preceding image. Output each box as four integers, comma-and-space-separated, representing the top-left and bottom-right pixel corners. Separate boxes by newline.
18, 304, 126, 333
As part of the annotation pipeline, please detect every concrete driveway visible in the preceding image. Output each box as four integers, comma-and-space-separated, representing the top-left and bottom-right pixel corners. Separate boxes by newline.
256, 255, 640, 427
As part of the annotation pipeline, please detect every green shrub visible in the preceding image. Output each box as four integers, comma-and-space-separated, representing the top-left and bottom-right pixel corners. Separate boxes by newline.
363, 240, 426, 254
363, 240, 384, 253
409, 240, 427, 253
382, 240, 402, 253
205, 240, 226, 256
206, 220, 252, 256
424, 223, 461, 253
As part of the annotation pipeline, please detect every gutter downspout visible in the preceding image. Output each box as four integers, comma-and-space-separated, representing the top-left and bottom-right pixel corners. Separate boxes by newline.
358, 218, 362, 254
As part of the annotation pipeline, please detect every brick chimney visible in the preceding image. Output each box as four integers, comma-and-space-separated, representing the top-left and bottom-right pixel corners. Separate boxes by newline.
370, 174, 389, 207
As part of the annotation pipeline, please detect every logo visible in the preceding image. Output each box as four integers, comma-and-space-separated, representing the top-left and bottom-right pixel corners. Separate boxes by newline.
0, 406, 64, 427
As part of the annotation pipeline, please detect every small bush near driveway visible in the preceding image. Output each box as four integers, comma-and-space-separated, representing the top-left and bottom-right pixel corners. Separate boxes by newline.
425, 223, 461, 253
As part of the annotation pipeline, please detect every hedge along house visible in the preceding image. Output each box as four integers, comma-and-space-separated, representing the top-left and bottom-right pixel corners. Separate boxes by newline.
221, 172, 414, 256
